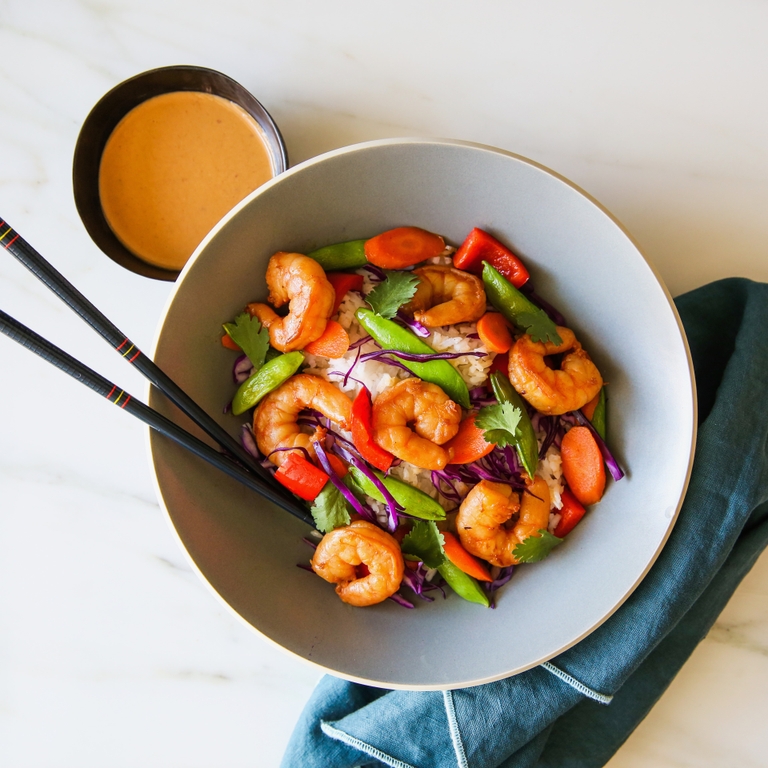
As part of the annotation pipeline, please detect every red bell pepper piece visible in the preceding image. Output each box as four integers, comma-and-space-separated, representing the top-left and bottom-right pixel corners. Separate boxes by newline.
350, 387, 394, 472
488, 351, 509, 377
326, 272, 364, 315
553, 486, 587, 538
453, 228, 530, 288
275, 452, 330, 501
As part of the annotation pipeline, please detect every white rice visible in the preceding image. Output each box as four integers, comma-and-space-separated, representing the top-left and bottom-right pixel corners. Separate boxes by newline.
306, 282, 565, 520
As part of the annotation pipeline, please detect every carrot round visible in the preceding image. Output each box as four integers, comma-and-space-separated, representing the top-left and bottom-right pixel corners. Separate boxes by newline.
560, 426, 606, 506
324, 452, 349, 479
364, 226, 445, 269
303, 320, 350, 358
442, 531, 493, 582
443, 413, 495, 464
476, 312, 513, 353
221, 333, 241, 351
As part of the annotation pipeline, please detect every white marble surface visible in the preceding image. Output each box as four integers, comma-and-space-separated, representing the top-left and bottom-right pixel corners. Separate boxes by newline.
1, 1, 767, 766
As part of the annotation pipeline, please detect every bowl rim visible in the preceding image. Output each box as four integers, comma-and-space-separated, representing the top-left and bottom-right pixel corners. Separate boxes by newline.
73, 64, 289, 282
147, 137, 698, 689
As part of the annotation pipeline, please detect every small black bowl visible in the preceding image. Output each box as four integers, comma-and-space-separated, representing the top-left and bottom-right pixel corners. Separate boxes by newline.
73, 65, 288, 281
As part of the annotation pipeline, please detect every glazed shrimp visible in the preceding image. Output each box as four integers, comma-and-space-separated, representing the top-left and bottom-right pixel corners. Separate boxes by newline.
254, 374, 352, 466
456, 476, 551, 567
371, 378, 462, 470
311, 520, 405, 607
508, 326, 602, 415
248, 252, 335, 352
402, 265, 486, 327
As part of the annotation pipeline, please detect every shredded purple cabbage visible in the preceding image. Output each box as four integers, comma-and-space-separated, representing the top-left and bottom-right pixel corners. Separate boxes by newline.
331, 443, 399, 532
359, 349, 484, 364
400, 562, 446, 602
482, 566, 515, 608
233, 354, 254, 384
389, 592, 415, 609
349, 334, 373, 350
395, 310, 430, 338
313, 441, 378, 524
240, 424, 261, 459
362, 264, 386, 282
301, 537, 318, 550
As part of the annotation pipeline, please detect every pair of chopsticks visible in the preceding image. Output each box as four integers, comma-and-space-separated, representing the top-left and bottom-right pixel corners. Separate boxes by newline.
0, 218, 315, 527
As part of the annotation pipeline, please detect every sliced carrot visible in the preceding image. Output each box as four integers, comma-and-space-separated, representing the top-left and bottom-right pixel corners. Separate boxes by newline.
441, 531, 493, 582
221, 333, 241, 351
581, 391, 600, 421
443, 413, 495, 464
303, 320, 350, 358
365, 226, 445, 269
476, 312, 513, 354
327, 272, 364, 315
560, 426, 606, 506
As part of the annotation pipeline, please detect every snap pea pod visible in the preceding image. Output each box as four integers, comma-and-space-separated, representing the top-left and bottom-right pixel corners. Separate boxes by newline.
348, 466, 446, 521
489, 371, 539, 478
437, 560, 489, 607
356, 308, 471, 408
306, 239, 368, 271
232, 351, 304, 415
589, 386, 607, 440
482, 262, 562, 345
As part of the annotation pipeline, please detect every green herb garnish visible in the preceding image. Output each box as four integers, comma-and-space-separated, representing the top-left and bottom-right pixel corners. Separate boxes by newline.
310, 483, 351, 533
401, 520, 446, 569
222, 313, 270, 370
475, 402, 523, 448
512, 530, 563, 563
365, 270, 420, 319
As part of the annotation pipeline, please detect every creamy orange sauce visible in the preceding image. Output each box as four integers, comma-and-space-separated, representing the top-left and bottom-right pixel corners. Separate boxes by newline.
99, 91, 275, 271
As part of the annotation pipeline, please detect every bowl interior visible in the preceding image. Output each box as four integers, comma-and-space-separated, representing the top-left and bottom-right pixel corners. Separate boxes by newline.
149, 139, 695, 689
73, 65, 288, 281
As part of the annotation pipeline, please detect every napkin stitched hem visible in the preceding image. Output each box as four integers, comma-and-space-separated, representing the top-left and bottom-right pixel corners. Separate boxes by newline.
540, 662, 614, 704
443, 690, 470, 767
320, 721, 417, 768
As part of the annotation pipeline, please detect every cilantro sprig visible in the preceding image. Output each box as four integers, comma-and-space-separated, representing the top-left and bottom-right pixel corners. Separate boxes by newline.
401, 520, 446, 569
512, 530, 563, 562
515, 310, 562, 346
365, 270, 420, 319
474, 402, 523, 448
223, 313, 270, 370
310, 482, 351, 533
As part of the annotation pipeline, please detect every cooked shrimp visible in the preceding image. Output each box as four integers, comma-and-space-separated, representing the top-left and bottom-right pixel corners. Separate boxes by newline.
254, 374, 352, 466
402, 265, 486, 327
311, 520, 405, 607
248, 252, 335, 352
456, 476, 551, 567
371, 378, 462, 470
508, 326, 602, 415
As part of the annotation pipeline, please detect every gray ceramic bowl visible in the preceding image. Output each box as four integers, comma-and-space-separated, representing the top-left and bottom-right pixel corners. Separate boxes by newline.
148, 138, 696, 689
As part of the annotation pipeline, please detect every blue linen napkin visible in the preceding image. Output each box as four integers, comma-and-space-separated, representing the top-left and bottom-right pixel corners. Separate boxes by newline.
282, 278, 768, 768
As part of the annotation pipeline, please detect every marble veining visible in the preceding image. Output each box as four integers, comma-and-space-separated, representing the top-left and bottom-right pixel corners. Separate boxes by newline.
1, 1, 767, 766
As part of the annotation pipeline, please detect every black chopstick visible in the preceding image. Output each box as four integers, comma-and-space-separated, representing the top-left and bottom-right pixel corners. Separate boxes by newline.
0, 308, 315, 526
0, 217, 287, 495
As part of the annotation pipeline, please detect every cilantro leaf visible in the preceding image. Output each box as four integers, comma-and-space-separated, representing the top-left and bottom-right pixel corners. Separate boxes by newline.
515, 311, 562, 345
310, 482, 351, 533
512, 530, 563, 563
401, 520, 446, 569
222, 313, 270, 370
474, 402, 522, 448
365, 270, 420, 319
